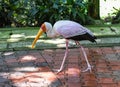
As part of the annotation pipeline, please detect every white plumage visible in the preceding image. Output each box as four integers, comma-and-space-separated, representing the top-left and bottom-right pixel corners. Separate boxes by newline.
32, 20, 97, 73
46, 20, 94, 38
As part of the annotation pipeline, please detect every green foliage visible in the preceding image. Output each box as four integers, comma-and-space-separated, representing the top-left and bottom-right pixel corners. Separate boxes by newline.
112, 7, 120, 24
0, 0, 92, 27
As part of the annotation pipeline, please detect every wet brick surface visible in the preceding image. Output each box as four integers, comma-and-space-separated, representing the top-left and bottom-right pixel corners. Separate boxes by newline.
0, 46, 120, 87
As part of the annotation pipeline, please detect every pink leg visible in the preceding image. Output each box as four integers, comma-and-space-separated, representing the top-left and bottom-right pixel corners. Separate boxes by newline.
76, 41, 92, 72
53, 39, 69, 73
80, 46, 92, 72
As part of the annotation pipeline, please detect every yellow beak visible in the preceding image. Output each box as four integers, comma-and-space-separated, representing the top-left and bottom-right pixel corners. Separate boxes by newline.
31, 29, 43, 48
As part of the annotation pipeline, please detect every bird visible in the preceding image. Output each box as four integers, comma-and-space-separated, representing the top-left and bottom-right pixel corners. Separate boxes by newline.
31, 20, 97, 73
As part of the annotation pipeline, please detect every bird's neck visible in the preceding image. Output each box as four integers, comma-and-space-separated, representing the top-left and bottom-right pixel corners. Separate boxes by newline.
47, 28, 58, 38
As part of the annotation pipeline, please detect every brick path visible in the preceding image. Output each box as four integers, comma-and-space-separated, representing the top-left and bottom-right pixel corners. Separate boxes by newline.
0, 46, 120, 87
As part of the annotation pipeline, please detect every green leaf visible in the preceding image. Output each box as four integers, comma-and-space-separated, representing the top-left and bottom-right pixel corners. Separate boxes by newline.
53, 3, 58, 9
67, 0, 73, 4
78, 13, 85, 23
30, 8, 38, 16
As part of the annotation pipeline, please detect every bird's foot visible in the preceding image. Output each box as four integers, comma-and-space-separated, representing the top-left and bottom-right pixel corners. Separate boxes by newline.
82, 65, 93, 73
52, 68, 63, 74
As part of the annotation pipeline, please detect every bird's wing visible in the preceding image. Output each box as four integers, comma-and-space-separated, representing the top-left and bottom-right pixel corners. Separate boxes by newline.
54, 20, 93, 38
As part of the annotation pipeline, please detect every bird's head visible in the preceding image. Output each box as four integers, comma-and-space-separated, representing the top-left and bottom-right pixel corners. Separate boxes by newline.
31, 22, 52, 49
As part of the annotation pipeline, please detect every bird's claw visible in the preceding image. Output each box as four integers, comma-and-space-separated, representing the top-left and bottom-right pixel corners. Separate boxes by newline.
52, 68, 63, 74
82, 65, 93, 73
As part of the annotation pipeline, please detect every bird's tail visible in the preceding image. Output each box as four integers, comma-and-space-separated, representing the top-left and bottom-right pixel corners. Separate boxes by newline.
87, 33, 97, 43
93, 36, 97, 44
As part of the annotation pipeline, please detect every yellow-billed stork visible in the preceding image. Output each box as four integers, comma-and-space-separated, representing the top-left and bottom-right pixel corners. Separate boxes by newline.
31, 20, 97, 73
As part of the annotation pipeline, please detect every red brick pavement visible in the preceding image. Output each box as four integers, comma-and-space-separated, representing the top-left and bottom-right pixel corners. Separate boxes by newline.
0, 46, 120, 87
